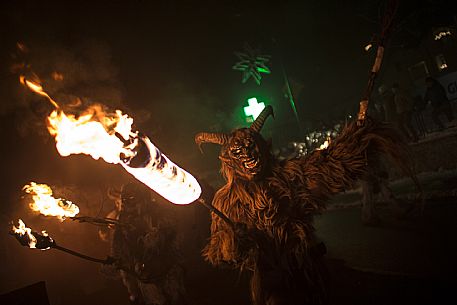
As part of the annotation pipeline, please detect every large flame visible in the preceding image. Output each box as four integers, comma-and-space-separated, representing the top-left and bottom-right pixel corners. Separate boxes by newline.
20, 75, 201, 205
121, 136, 202, 205
11, 219, 52, 250
47, 106, 136, 164
23, 182, 80, 220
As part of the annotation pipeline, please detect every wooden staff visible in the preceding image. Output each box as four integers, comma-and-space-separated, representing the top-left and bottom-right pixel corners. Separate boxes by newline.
70, 215, 132, 229
358, 0, 399, 124
52, 243, 113, 264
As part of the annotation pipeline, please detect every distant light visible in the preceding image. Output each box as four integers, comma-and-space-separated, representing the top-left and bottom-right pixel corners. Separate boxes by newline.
436, 54, 448, 71
364, 43, 373, 51
243, 97, 265, 120
317, 138, 330, 150
434, 30, 452, 41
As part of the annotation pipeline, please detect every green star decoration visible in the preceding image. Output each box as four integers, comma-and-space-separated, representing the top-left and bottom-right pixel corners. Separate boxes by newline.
233, 44, 271, 85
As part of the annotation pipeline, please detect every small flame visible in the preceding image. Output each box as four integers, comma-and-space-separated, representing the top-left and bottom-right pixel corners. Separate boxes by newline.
51, 71, 64, 81
23, 182, 80, 220
11, 219, 52, 250
16, 42, 28, 53
12, 219, 37, 248
20, 76, 59, 108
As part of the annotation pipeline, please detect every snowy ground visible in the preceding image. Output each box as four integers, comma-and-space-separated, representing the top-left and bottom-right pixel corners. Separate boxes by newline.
328, 167, 457, 209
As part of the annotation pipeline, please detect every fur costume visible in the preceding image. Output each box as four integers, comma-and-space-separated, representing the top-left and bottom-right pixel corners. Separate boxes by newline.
195, 106, 415, 305
111, 183, 186, 305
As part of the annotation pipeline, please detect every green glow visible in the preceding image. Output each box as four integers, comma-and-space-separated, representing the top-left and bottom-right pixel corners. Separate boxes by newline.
243, 97, 265, 120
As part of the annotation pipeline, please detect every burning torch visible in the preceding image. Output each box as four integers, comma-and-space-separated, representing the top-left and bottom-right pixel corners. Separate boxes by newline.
10, 219, 112, 264
20, 77, 200, 205
19, 76, 233, 227
23, 182, 133, 228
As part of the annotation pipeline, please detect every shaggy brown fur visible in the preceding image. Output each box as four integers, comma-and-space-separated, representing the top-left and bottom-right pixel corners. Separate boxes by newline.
201, 118, 416, 305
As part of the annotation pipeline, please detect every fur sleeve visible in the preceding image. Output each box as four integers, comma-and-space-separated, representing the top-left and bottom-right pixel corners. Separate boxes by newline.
202, 186, 239, 266
290, 118, 414, 210
202, 214, 238, 266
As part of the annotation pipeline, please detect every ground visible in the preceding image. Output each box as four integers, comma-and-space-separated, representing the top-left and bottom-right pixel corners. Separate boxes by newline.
2, 192, 455, 305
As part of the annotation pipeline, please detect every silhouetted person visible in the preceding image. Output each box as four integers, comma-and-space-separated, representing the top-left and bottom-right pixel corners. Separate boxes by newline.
412, 95, 428, 137
361, 159, 402, 226
392, 83, 418, 142
424, 77, 455, 130
110, 183, 187, 305
377, 84, 398, 125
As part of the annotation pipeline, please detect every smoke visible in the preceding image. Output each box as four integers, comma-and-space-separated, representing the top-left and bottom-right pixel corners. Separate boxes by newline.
141, 79, 232, 167
4, 37, 231, 184
7, 40, 124, 138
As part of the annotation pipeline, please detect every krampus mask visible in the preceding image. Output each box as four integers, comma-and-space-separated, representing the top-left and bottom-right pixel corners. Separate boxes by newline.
195, 106, 274, 181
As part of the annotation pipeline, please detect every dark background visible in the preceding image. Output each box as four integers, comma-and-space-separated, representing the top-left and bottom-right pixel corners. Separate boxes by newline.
1, 1, 456, 304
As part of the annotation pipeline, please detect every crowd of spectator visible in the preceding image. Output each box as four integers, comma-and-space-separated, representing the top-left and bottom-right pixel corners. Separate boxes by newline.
276, 77, 456, 160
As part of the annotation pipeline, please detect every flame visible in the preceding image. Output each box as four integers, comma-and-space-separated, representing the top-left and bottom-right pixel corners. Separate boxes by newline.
52, 71, 64, 81
47, 106, 136, 164
11, 219, 51, 250
16, 42, 28, 53
21, 75, 201, 205
12, 219, 37, 248
46, 108, 201, 204
20, 76, 59, 108
121, 136, 202, 205
23, 182, 80, 220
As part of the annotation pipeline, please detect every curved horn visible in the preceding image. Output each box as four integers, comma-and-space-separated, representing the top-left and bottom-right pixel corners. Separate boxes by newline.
195, 132, 229, 152
250, 105, 274, 132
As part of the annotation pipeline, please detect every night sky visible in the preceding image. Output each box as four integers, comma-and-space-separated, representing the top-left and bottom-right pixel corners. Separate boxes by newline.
2, 1, 456, 149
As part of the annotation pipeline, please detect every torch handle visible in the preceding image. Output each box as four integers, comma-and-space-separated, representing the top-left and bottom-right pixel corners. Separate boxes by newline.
52, 244, 112, 264
198, 198, 234, 228
70, 216, 132, 229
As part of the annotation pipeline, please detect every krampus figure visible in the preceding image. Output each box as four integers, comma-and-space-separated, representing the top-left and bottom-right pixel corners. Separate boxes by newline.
195, 106, 415, 305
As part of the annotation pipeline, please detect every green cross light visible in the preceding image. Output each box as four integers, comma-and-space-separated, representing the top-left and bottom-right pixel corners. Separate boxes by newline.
244, 98, 265, 121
